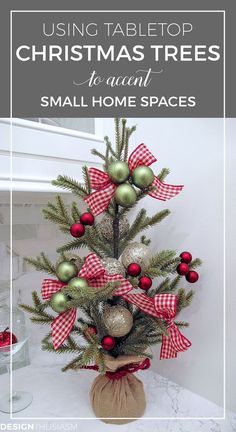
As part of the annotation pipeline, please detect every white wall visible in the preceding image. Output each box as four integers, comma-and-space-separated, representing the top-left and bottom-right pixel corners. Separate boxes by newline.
226, 119, 236, 413
104, 118, 225, 409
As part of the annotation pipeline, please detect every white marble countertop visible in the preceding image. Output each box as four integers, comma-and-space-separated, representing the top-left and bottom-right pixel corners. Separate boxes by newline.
0, 354, 235, 432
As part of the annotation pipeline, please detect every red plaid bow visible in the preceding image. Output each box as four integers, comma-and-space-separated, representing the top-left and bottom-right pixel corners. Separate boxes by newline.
42, 254, 133, 349
122, 292, 191, 359
85, 143, 184, 215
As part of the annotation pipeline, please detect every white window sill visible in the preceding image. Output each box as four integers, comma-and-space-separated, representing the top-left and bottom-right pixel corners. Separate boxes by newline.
0, 118, 103, 142
0, 118, 104, 194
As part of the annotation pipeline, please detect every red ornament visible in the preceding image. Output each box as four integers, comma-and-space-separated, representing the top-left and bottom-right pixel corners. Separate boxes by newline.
186, 271, 199, 283
177, 263, 189, 276
180, 251, 192, 264
127, 263, 141, 277
87, 326, 97, 335
139, 276, 152, 290
101, 335, 116, 351
0, 327, 17, 347
80, 212, 95, 226
70, 223, 85, 238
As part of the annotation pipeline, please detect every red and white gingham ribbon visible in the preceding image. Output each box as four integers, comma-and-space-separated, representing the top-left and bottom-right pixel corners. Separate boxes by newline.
85, 143, 184, 215
41, 254, 133, 349
122, 292, 191, 359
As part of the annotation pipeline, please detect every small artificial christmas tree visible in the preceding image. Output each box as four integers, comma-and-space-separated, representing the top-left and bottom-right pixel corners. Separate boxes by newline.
21, 119, 201, 423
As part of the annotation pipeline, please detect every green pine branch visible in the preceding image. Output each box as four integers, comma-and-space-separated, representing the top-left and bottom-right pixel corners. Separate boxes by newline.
175, 321, 189, 328
115, 117, 121, 154
140, 235, 151, 246
120, 209, 170, 251
189, 258, 203, 269
61, 343, 104, 373
82, 166, 92, 195
57, 225, 112, 257
91, 148, 108, 163
145, 250, 178, 277
119, 118, 127, 158
57, 238, 87, 253
24, 253, 57, 275
64, 281, 120, 308
42, 195, 73, 232
177, 288, 195, 313
71, 201, 81, 223
52, 175, 88, 198
157, 168, 170, 181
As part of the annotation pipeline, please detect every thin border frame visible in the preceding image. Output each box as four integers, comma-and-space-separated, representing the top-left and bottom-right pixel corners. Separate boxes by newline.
9, 9, 226, 422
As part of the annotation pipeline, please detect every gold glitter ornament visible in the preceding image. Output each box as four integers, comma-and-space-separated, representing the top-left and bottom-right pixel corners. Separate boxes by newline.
101, 258, 126, 276
103, 306, 133, 337
121, 242, 152, 270
97, 214, 129, 241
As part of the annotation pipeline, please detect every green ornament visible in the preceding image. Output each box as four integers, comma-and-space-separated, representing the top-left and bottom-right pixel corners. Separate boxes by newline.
50, 291, 69, 313
115, 184, 137, 207
107, 161, 130, 184
56, 261, 78, 283
68, 277, 89, 290
132, 166, 154, 189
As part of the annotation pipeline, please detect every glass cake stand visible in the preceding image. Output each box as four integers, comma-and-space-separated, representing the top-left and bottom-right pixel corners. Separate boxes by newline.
0, 323, 33, 413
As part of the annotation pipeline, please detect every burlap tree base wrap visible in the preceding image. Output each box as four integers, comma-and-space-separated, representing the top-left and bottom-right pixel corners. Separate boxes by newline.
90, 355, 147, 424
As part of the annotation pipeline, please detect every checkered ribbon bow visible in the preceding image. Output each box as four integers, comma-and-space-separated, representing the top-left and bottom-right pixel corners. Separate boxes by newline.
41, 253, 133, 350
85, 143, 184, 215
122, 292, 191, 359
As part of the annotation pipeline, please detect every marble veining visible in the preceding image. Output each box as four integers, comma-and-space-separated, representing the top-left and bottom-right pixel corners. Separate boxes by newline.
0, 351, 235, 431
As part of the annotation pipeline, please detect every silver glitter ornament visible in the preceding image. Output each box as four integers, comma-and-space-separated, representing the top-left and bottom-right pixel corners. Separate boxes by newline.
103, 306, 133, 337
121, 242, 152, 270
98, 214, 129, 241
101, 258, 126, 276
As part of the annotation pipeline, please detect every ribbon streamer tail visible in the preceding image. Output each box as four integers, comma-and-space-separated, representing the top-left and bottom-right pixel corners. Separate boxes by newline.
149, 176, 184, 201
128, 143, 157, 171
87, 167, 110, 190
160, 323, 191, 359
85, 183, 116, 216
41, 279, 65, 300
51, 308, 76, 350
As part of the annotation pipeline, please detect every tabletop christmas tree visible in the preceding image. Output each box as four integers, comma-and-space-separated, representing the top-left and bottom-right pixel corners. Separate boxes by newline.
21, 119, 201, 424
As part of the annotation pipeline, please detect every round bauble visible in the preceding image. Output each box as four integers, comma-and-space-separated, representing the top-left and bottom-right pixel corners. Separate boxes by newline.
177, 263, 189, 276
0, 327, 17, 347
180, 251, 192, 264
115, 184, 137, 207
127, 263, 141, 277
139, 276, 152, 290
132, 166, 154, 189
101, 258, 126, 277
107, 161, 130, 184
121, 242, 152, 270
186, 271, 199, 283
101, 335, 116, 351
97, 214, 129, 241
70, 223, 85, 238
56, 261, 78, 283
50, 291, 70, 313
56, 253, 83, 273
68, 277, 89, 290
103, 306, 133, 337
80, 212, 95, 226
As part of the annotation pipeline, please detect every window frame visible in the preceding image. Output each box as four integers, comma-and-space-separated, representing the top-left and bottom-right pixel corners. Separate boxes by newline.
0, 117, 103, 141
